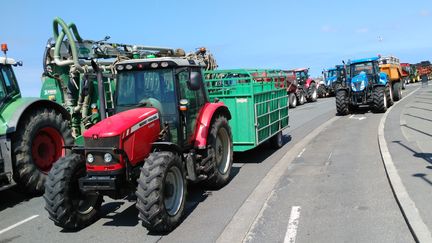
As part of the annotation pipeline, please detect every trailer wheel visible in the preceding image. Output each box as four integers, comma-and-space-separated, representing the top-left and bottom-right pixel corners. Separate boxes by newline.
288, 93, 297, 108
392, 82, 402, 101
270, 131, 283, 149
13, 108, 73, 194
307, 83, 318, 102
336, 90, 350, 115
136, 152, 186, 233
204, 115, 233, 189
373, 86, 387, 113
44, 154, 102, 230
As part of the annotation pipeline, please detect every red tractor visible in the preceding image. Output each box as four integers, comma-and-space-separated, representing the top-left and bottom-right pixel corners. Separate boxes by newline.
286, 68, 318, 104
44, 57, 233, 232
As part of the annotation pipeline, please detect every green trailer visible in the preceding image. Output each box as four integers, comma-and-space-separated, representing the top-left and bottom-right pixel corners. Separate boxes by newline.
204, 69, 289, 151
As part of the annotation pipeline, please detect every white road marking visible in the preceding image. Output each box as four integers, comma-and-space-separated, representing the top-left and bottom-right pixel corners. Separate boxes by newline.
297, 148, 306, 158
325, 151, 333, 166
284, 206, 301, 243
0, 215, 39, 235
349, 114, 366, 120
217, 117, 340, 243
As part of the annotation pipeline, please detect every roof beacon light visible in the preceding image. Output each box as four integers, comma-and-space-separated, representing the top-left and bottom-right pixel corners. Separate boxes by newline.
1, 43, 8, 55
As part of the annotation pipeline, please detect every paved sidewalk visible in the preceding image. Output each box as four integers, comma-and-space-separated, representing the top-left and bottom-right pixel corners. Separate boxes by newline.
385, 84, 432, 233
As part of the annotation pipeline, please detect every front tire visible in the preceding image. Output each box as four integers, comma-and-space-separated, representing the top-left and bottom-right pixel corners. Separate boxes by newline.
44, 154, 102, 230
204, 115, 233, 189
136, 152, 186, 233
307, 83, 318, 102
373, 86, 388, 113
13, 108, 73, 194
297, 91, 306, 105
288, 93, 297, 108
336, 90, 350, 115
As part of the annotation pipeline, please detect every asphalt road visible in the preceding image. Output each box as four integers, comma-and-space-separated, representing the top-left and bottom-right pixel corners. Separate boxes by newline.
244, 85, 420, 243
0, 96, 336, 243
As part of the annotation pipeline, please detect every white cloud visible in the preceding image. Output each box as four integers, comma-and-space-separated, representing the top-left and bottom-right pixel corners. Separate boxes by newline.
356, 28, 369, 33
321, 25, 337, 33
420, 10, 430, 16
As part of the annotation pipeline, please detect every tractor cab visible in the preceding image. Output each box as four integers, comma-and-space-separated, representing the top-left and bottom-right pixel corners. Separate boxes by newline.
294, 68, 309, 85
348, 57, 387, 93
113, 57, 208, 146
0, 46, 22, 110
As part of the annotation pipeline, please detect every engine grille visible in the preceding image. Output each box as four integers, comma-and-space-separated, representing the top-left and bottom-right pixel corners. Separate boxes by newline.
84, 136, 119, 148
84, 136, 120, 165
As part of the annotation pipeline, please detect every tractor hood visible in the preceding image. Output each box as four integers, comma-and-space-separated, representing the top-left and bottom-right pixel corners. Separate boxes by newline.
350, 72, 368, 92
326, 76, 337, 86
83, 107, 159, 138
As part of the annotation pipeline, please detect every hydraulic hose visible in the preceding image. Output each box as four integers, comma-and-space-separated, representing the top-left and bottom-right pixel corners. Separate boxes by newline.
52, 17, 83, 71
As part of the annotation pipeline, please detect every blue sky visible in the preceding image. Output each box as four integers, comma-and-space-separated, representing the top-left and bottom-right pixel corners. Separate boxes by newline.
2, 0, 431, 96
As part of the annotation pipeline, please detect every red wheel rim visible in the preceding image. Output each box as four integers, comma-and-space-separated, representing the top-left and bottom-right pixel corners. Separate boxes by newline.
31, 127, 65, 173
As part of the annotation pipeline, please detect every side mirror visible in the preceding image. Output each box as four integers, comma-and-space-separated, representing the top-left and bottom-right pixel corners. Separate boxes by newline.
13, 61, 23, 67
188, 71, 202, 91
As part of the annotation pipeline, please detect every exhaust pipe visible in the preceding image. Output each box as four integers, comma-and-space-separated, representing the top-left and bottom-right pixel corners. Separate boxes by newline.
91, 60, 106, 120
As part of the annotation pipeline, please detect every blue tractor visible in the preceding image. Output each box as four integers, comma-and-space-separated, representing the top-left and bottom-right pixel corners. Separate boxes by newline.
335, 57, 392, 115
321, 65, 346, 97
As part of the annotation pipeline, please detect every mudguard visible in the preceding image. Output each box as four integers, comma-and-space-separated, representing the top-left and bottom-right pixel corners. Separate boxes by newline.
379, 72, 388, 85
2, 98, 70, 134
193, 102, 231, 149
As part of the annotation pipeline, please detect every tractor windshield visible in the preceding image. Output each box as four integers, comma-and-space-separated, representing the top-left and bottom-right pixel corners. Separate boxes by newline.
116, 69, 176, 114
0, 64, 20, 102
350, 62, 373, 77
328, 70, 337, 77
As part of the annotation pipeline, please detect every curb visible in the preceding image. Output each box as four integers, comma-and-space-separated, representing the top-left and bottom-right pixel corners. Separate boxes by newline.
377, 87, 432, 243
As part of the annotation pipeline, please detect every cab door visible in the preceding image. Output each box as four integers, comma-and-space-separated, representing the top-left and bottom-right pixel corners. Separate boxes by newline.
177, 67, 206, 146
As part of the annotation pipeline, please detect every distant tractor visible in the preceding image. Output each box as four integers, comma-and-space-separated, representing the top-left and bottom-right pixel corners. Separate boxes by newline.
322, 65, 346, 97
400, 63, 411, 86
335, 57, 392, 115
286, 68, 317, 104
0, 44, 73, 193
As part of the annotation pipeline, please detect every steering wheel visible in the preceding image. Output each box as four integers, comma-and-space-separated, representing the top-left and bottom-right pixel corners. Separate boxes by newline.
138, 98, 164, 114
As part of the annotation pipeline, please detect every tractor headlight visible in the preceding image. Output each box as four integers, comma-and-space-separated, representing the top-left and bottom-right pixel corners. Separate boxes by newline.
87, 153, 94, 163
351, 82, 356, 91
104, 153, 113, 163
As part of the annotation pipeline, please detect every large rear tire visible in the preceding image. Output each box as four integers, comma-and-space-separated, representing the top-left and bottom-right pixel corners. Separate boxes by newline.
307, 83, 318, 102
336, 90, 350, 115
204, 115, 233, 189
136, 152, 186, 233
392, 81, 402, 101
373, 86, 388, 113
44, 154, 102, 230
13, 108, 73, 194
288, 93, 297, 108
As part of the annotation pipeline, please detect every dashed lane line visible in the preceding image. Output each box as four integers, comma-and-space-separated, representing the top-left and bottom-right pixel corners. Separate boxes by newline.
0, 215, 39, 235
297, 148, 306, 158
217, 116, 340, 243
284, 206, 301, 243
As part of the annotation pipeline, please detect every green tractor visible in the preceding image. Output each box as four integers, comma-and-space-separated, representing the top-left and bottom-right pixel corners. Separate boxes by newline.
0, 44, 73, 193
